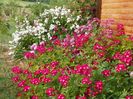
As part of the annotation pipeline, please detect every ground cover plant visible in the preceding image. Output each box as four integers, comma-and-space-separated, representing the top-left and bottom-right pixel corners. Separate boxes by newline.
11, 18, 133, 99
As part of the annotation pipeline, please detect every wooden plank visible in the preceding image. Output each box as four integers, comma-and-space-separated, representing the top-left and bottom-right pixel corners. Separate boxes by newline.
101, 14, 133, 20
102, 3, 133, 9
102, 0, 133, 3
101, 9, 133, 14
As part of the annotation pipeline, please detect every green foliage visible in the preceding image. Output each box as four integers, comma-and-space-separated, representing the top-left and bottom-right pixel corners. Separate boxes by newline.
29, 3, 49, 16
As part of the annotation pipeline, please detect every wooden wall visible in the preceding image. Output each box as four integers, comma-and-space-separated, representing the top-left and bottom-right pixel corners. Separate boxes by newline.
100, 0, 133, 35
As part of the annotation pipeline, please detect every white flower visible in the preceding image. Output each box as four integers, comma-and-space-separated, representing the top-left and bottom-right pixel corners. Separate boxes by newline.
8, 51, 14, 55
130, 71, 133, 77
44, 18, 49, 23
47, 33, 52, 40
76, 15, 81, 21
49, 24, 55, 30
30, 43, 37, 50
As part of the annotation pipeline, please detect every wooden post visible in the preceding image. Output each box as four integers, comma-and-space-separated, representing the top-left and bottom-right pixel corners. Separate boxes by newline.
96, 0, 102, 19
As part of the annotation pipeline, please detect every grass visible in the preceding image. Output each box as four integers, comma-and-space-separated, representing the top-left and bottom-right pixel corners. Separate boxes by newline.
0, 43, 17, 99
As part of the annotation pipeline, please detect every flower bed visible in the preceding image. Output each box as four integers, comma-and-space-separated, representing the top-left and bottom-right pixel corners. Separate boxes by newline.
11, 18, 133, 99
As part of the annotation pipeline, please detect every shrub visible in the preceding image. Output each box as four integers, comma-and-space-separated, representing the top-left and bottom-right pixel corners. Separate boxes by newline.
11, 18, 133, 99
9, 7, 84, 58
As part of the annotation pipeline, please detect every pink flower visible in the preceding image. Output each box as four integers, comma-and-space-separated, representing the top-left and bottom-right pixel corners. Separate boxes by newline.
39, 41, 46, 47
75, 64, 92, 77
36, 45, 46, 54
43, 77, 51, 84
102, 70, 111, 77
11, 66, 22, 74
53, 39, 61, 46
113, 52, 121, 60
93, 43, 105, 52
81, 77, 92, 85
95, 81, 103, 91
117, 23, 124, 31
50, 61, 59, 69
128, 35, 133, 41
51, 69, 58, 76
23, 69, 29, 74
27, 73, 32, 79
47, 47, 53, 52
125, 95, 133, 99
31, 96, 39, 99
24, 51, 35, 59
97, 51, 105, 58
58, 75, 69, 87
75, 34, 90, 47
120, 50, 133, 65
45, 87, 55, 96
12, 76, 19, 82
30, 78, 40, 85
34, 69, 42, 75
115, 64, 127, 72
41, 68, 50, 75
76, 96, 86, 99
30, 43, 37, 50
18, 80, 25, 87
23, 85, 30, 92
57, 94, 66, 99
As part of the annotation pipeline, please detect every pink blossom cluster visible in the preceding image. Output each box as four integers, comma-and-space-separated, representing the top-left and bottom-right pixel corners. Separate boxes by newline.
74, 33, 91, 47
115, 64, 127, 72
58, 75, 70, 87
126, 95, 133, 99
101, 70, 111, 77
75, 64, 92, 77
85, 81, 103, 97
24, 51, 36, 59
117, 23, 125, 36
113, 50, 133, 66
11, 66, 22, 74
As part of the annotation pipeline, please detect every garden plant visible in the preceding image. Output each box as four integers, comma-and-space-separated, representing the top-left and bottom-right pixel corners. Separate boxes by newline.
11, 18, 133, 99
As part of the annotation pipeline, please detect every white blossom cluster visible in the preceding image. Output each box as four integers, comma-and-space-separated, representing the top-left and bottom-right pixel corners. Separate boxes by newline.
9, 7, 81, 56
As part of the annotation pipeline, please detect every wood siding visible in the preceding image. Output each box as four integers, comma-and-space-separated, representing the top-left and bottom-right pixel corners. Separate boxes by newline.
100, 0, 133, 35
